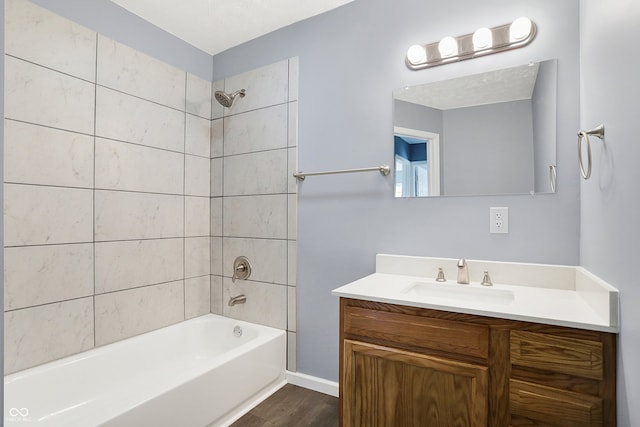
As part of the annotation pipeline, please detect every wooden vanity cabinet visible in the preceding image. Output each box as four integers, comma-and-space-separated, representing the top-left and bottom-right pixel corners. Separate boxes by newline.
339, 298, 616, 427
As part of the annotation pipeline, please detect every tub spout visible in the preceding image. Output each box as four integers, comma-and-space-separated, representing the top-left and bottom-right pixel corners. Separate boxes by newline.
228, 294, 247, 306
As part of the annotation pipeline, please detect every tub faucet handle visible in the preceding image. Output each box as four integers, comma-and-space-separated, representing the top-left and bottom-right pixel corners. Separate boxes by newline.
232, 256, 252, 283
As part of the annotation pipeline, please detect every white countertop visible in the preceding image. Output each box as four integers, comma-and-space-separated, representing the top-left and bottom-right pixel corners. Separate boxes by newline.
331, 255, 620, 333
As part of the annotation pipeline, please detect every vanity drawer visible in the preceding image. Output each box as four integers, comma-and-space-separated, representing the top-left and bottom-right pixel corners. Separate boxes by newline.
510, 379, 603, 427
343, 305, 489, 359
510, 330, 603, 380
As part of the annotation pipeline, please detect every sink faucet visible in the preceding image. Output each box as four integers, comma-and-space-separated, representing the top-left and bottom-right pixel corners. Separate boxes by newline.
457, 258, 469, 284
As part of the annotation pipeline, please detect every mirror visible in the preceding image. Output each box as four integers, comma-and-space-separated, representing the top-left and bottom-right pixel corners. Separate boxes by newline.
393, 59, 557, 197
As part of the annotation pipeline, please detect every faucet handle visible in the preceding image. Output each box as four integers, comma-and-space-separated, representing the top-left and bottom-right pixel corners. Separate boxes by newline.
435, 267, 446, 282
481, 271, 493, 286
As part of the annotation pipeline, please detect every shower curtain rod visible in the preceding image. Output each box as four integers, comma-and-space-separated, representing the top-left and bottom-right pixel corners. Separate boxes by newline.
293, 165, 390, 181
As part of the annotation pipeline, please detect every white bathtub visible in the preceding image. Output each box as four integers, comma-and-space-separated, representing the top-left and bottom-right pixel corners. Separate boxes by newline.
4, 314, 286, 426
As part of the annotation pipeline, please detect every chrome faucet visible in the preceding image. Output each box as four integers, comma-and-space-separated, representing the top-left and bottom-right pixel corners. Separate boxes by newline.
457, 258, 469, 284
228, 294, 247, 306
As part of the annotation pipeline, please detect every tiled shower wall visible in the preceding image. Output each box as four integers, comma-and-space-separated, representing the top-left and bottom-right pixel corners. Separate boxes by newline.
210, 59, 299, 371
3, 0, 213, 373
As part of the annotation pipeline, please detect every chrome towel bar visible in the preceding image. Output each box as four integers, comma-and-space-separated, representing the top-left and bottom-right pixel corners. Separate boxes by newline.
578, 124, 605, 180
293, 165, 390, 181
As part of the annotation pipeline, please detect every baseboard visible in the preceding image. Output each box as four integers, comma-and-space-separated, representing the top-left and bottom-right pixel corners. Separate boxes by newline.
286, 371, 339, 397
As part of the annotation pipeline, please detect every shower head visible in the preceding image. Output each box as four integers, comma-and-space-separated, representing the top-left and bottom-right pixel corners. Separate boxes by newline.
214, 89, 246, 107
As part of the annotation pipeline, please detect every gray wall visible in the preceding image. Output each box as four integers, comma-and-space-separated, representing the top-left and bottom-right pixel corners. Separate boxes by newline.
580, 0, 640, 425
532, 59, 557, 193
212, 0, 581, 382
442, 100, 533, 195
1, 0, 4, 413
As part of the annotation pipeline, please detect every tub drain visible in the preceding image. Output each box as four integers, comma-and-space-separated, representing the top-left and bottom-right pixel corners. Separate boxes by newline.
233, 325, 242, 338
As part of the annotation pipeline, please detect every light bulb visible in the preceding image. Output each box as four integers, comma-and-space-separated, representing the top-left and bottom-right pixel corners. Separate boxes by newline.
472, 27, 493, 50
438, 36, 458, 58
406, 44, 427, 65
510, 17, 533, 42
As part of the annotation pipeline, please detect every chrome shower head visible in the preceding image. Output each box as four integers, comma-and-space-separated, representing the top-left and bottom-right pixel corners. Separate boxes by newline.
214, 89, 246, 107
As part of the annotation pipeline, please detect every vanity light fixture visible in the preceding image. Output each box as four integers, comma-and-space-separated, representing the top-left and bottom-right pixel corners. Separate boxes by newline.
406, 17, 536, 70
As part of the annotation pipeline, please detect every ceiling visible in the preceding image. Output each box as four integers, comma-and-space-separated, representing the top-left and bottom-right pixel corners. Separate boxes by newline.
394, 62, 540, 110
110, 0, 354, 56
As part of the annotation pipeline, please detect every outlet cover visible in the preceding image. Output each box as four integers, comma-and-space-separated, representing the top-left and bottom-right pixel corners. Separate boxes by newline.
490, 207, 509, 234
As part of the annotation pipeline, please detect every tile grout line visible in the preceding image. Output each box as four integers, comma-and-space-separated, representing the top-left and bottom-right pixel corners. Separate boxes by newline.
92, 33, 99, 349
183, 73, 188, 320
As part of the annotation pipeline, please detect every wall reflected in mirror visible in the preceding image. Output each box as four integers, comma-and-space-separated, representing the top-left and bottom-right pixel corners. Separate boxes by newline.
393, 59, 557, 198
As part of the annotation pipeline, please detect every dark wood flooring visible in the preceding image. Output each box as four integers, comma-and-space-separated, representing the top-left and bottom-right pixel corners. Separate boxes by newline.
231, 384, 339, 427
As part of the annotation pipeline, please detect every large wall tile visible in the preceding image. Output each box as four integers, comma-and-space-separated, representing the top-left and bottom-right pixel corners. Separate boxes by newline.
288, 286, 297, 332
185, 237, 211, 278
223, 104, 288, 156
185, 114, 211, 158
4, 298, 94, 374
95, 138, 184, 194
210, 237, 223, 276
223, 195, 287, 239
210, 275, 223, 315
288, 147, 298, 194
211, 80, 225, 120
95, 238, 184, 294
210, 197, 223, 237
95, 87, 184, 152
4, 244, 94, 311
4, 120, 94, 188
185, 276, 211, 319
222, 238, 287, 285
222, 278, 286, 329
288, 102, 298, 148
185, 196, 210, 237
186, 73, 212, 119
288, 194, 298, 240
94, 281, 184, 346
223, 60, 288, 115
224, 150, 287, 196
5, 0, 97, 81
185, 155, 211, 197
211, 119, 223, 158
288, 241, 298, 287
4, 56, 95, 134
210, 158, 223, 197
95, 190, 183, 241
4, 184, 93, 246
287, 331, 297, 372
97, 35, 185, 110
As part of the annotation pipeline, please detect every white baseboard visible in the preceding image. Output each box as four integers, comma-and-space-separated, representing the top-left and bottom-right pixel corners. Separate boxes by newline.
286, 371, 339, 397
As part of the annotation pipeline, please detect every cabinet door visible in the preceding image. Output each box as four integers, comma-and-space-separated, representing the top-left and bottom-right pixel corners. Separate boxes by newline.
342, 339, 488, 427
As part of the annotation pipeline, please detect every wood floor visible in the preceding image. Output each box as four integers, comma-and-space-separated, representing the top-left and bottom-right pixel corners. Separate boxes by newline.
231, 384, 339, 427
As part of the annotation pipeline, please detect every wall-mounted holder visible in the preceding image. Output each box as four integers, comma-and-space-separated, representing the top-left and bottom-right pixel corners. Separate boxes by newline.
578, 124, 605, 180
232, 256, 252, 283
549, 165, 557, 192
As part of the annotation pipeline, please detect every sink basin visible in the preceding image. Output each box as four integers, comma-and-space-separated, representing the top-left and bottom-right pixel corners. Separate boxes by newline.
402, 281, 515, 305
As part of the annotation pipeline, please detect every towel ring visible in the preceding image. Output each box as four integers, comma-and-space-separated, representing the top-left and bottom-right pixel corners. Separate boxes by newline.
549, 165, 557, 192
577, 124, 604, 180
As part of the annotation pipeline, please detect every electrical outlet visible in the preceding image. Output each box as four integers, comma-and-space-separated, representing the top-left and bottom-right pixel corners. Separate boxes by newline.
490, 207, 509, 234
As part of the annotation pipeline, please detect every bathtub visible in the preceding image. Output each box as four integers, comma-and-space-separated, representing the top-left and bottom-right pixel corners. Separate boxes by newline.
4, 314, 286, 426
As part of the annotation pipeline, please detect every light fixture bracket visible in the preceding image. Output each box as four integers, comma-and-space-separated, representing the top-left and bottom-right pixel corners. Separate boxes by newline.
406, 18, 537, 70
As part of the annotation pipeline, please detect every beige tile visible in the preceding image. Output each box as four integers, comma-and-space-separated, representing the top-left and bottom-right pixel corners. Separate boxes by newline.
211, 80, 225, 119
185, 237, 211, 278
4, 184, 93, 246
97, 35, 185, 110
4, 298, 94, 374
95, 190, 183, 241
288, 241, 298, 287
222, 238, 287, 285
223, 278, 287, 329
287, 331, 297, 372
5, 0, 97, 81
185, 276, 211, 319
95, 281, 184, 346
4, 56, 95, 134
4, 244, 94, 311
288, 102, 298, 148
95, 86, 185, 152
223, 194, 287, 239
223, 60, 288, 115
185, 155, 210, 197
223, 104, 288, 156
186, 73, 212, 119
287, 286, 297, 332
224, 150, 288, 196
95, 239, 184, 294
185, 196, 210, 237
210, 158, 223, 197
288, 194, 298, 240
210, 197, 223, 237
288, 147, 298, 194
210, 275, 223, 315
95, 138, 184, 194
4, 120, 94, 188
186, 114, 211, 158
